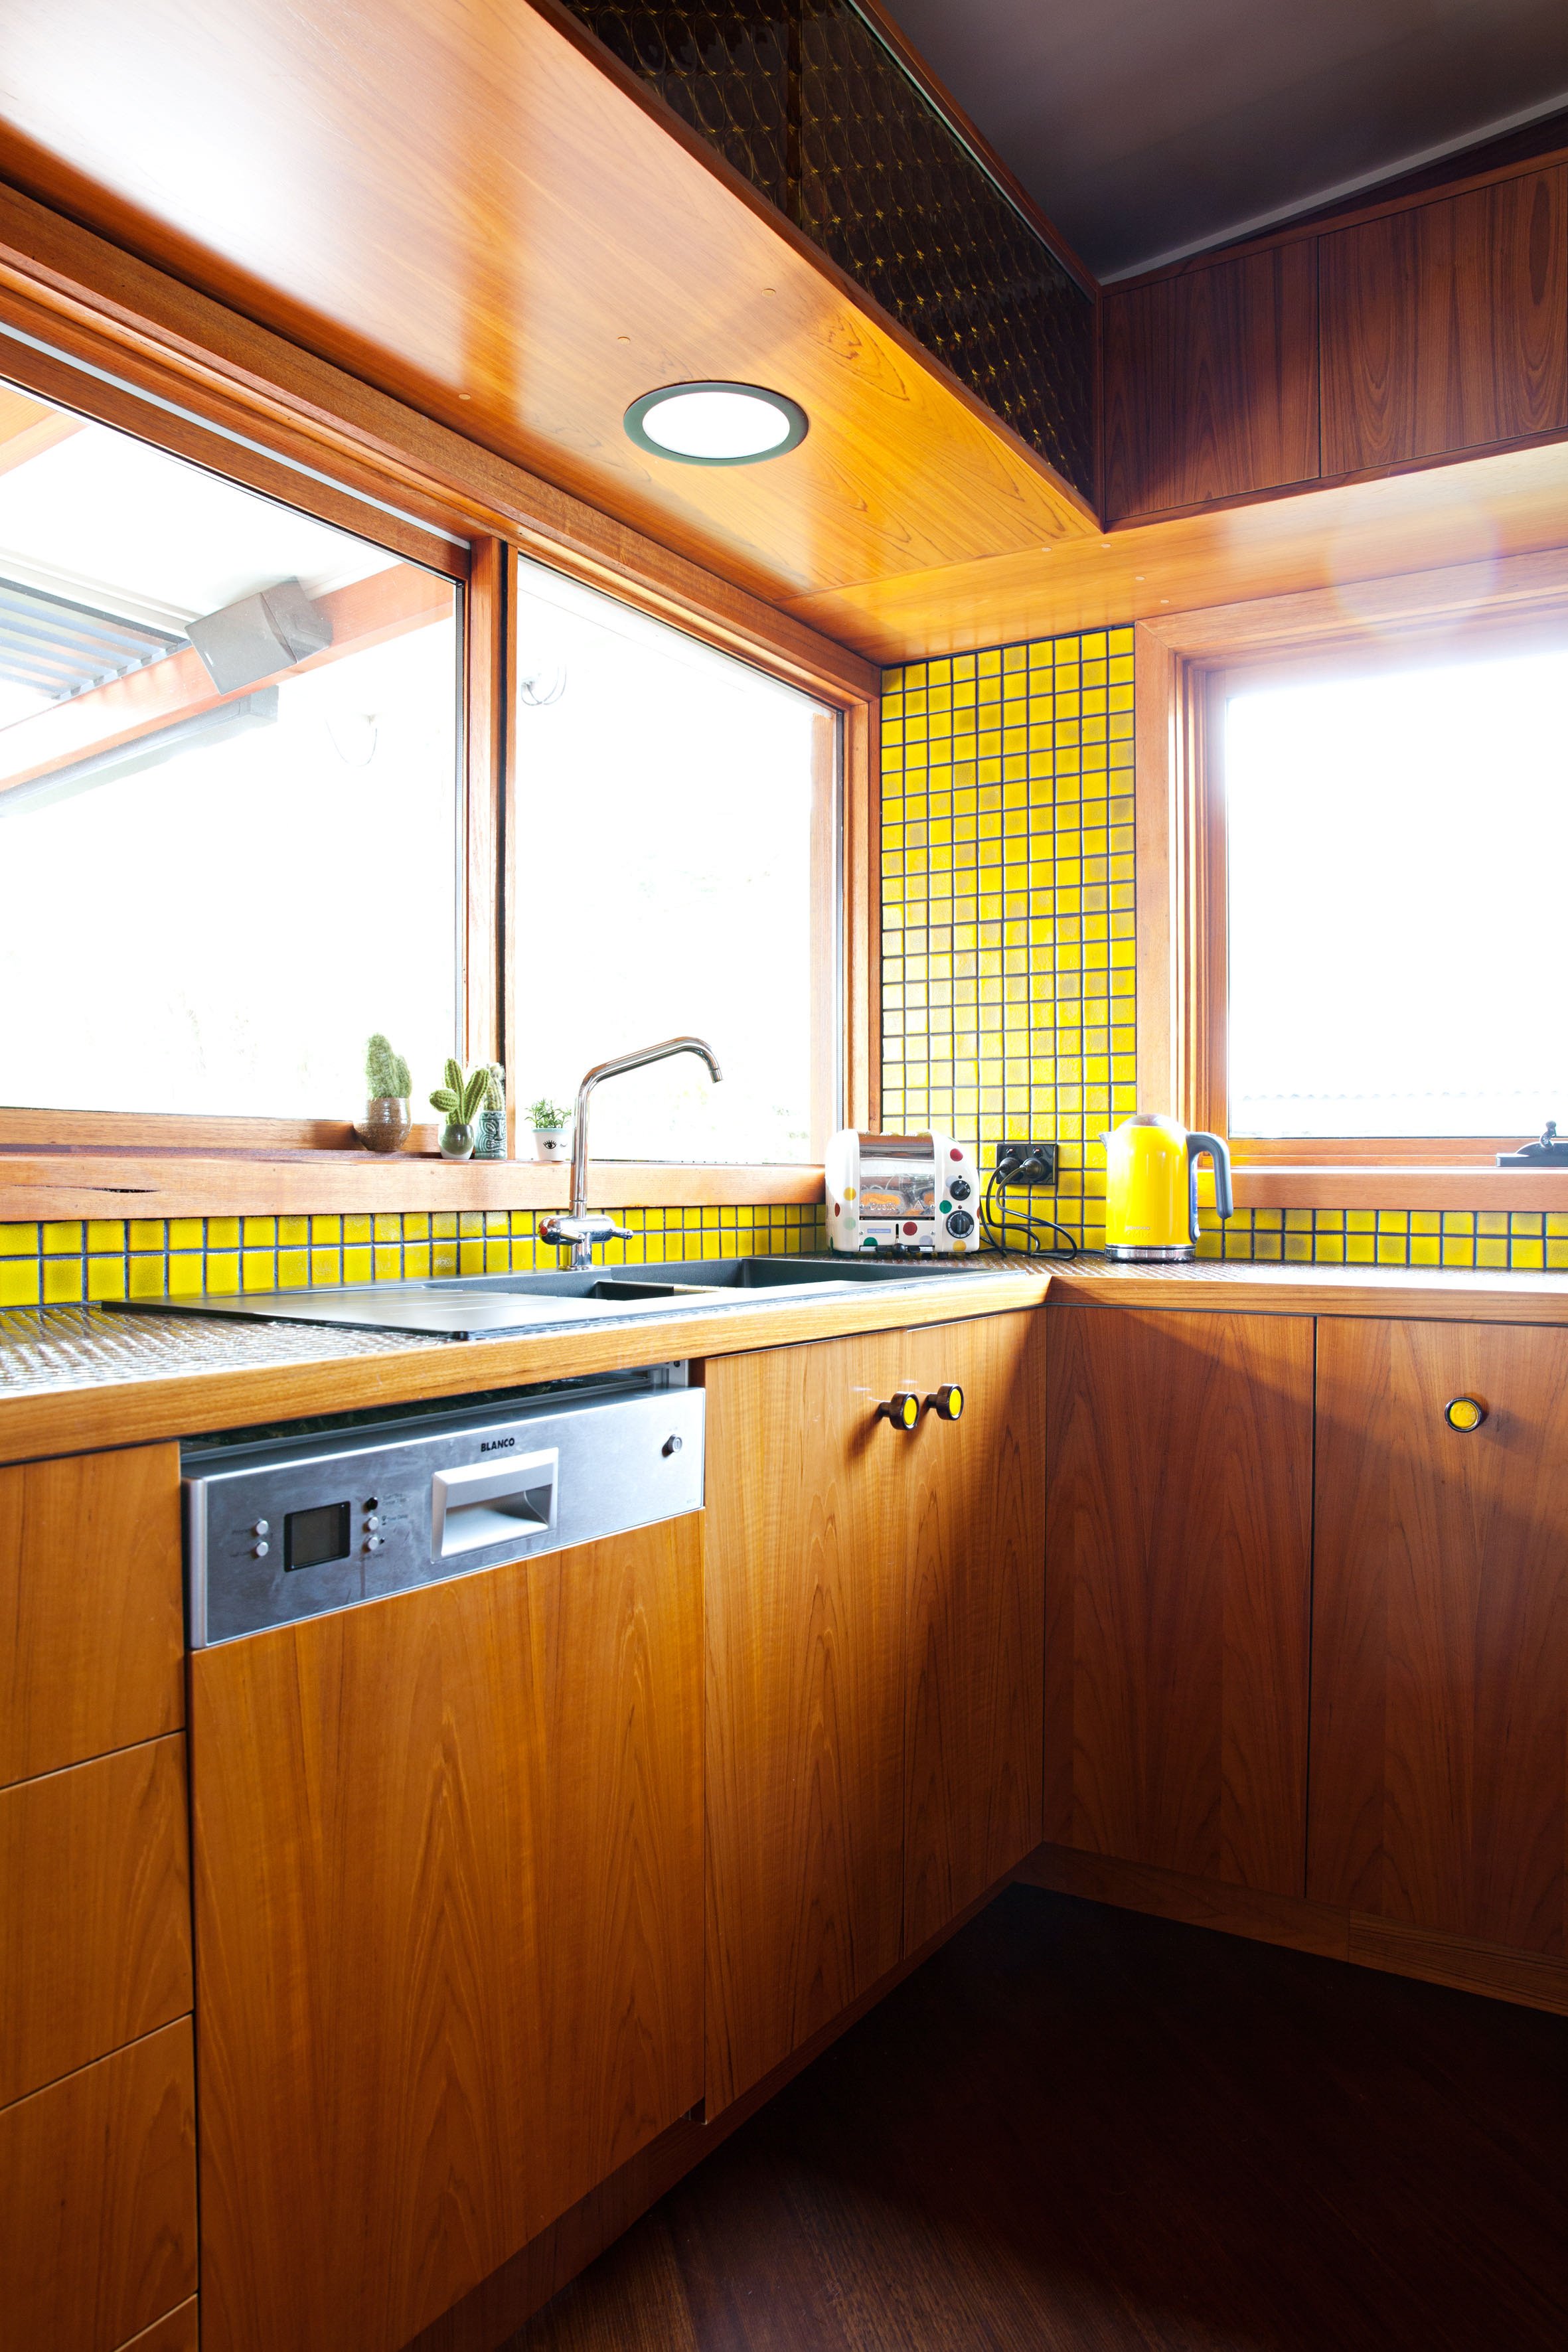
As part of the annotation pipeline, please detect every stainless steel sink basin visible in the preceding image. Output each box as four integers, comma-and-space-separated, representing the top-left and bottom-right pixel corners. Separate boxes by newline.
113, 1253, 1000, 1339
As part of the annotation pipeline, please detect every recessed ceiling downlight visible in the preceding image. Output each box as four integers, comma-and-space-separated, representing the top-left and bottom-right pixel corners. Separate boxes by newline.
624, 381, 809, 465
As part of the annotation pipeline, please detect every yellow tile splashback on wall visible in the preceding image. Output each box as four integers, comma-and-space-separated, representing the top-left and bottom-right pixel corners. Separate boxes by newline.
880, 627, 1568, 1271
0, 1202, 828, 1310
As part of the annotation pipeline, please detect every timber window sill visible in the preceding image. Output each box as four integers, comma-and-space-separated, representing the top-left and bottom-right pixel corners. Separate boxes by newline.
1233, 1165, 1568, 1212
0, 1150, 824, 1223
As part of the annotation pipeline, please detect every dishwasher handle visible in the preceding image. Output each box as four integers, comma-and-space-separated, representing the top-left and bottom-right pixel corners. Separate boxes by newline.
431, 1448, 558, 1559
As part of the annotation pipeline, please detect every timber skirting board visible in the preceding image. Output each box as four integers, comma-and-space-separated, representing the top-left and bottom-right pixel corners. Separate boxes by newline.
401, 1869, 1016, 2352
1017, 1844, 1568, 2018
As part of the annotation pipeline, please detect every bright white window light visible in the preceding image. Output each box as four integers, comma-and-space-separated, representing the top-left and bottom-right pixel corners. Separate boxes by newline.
624, 382, 807, 465
1225, 643, 1568, 1138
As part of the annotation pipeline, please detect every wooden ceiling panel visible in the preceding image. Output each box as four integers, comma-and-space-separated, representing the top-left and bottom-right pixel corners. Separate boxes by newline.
783, 438, 1568, 661
0, 0, 1091, 609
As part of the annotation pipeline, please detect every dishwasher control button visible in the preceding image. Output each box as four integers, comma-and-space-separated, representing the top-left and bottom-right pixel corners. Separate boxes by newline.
364, 1497, 380, 1512
253, 1519, 270, 1536
364, 1534, 386, 1553
253, 1540, 270, 1559
364, 1514, 381, 1531
663, 1435, 683, 1456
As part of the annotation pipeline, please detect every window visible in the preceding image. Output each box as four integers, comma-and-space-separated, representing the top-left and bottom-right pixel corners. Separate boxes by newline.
511, 556, 838, 1164
0, 380, 461, 1119
1220, 638, 1568, 1144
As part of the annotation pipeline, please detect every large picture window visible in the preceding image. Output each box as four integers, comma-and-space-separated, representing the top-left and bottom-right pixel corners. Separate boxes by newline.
1214, 635, 1568, 1149
0, 380, 461, 1120
511, 557, 840, 1164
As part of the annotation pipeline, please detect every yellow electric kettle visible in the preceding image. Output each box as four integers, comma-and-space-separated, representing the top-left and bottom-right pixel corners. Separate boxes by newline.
1103, 1113, 1233, 1261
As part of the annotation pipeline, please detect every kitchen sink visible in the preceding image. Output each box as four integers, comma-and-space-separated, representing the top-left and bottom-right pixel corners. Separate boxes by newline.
114, 1253, 1002, 1339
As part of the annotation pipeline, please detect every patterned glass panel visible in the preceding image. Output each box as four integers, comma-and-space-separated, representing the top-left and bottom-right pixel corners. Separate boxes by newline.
557, 1, 1096, 497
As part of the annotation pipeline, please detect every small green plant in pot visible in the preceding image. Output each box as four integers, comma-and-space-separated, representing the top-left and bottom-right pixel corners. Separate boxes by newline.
430, 1060, 490, 1160
356, 1034, 412, 1154
528, 1095, 573, 1162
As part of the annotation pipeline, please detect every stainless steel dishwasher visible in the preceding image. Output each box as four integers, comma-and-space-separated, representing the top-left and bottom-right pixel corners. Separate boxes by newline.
183, 1362, 704, 1644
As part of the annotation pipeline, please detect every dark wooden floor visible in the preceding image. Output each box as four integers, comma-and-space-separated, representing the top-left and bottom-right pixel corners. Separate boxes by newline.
514, 1886, 1567, 2351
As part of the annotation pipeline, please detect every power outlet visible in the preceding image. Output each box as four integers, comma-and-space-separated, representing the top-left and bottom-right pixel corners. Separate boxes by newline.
993, 1141, 1058, 1186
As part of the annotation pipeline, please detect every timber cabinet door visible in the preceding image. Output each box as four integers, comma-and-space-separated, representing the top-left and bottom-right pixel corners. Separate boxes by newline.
704, 1311, 1047, 2112
191, 1514, 703, 2352
1311, 1320, 1568, 1956
702, 1330, 910, 2114
900, 1312, 1046, 1950
1044, 1306, 1314, 1894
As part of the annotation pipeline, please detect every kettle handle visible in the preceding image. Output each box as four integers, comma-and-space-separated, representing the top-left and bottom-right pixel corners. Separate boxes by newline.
1186, 1132, 1233, 1243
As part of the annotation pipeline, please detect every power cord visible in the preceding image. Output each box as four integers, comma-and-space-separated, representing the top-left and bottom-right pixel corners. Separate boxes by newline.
982, 1155, 1078, 1259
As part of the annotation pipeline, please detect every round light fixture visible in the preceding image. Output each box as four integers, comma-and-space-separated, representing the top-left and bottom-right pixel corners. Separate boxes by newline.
624, 380, 809, 465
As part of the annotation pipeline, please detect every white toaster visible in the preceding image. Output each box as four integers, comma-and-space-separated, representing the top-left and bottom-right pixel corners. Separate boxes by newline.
824, 1129, 980, 1255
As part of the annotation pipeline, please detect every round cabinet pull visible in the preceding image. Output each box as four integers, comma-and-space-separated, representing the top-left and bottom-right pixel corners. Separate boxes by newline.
1445, 1396, 1486, 1433
925, 1385, 965, 1423
877, 1391, 921, 1433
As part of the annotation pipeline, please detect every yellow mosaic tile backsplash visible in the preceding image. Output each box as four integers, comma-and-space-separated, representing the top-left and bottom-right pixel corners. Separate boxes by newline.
880, 627, 1564, 1272
0, 1202, 828, 1310
881, 628, 1136, 1253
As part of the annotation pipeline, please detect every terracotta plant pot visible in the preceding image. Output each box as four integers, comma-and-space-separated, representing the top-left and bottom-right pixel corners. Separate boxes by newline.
534, 1125, 571, 1161
355, 1096, 411, 1154
439, 1121, 475, 1161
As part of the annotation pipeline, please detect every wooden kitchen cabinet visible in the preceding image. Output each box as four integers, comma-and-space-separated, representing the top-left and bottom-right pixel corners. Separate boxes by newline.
703, 1311, 1045, 2112
1044, 1305, 1314, 1895
1310, 1318, 1568, 1956
900, 1314, 1045, 1950
191, 1512, 704, 2352
1101, 242, 1320, 520
1319, 167, 1568, 474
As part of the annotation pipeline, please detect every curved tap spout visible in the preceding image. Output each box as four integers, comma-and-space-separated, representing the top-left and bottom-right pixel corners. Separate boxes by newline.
540, 1036, 724, 1269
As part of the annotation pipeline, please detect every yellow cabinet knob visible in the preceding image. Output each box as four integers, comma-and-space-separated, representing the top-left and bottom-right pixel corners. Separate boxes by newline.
925, 1385, 965, 1423
1445, 1396, 1486, 1433
878, 1391, 921, 1433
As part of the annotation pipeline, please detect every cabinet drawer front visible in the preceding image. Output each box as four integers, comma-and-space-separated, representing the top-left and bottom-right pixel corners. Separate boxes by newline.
1312, 1318, 1568, 1954
0, 2019, 196, 2352
0, 1735, 191, 2108
0, 1445, 183, 1787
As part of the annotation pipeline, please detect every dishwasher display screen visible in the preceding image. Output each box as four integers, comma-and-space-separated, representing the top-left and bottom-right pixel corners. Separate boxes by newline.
284, 1502, 352, 1572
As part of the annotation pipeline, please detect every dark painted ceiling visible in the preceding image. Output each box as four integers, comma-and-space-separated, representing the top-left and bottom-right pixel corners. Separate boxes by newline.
880, 0, 1568, 278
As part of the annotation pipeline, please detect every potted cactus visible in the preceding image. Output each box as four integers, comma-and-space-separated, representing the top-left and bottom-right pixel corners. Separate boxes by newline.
356, 1034, 412, 1153
473, 1063, 507, 1160
429, 1059, 489, 1160
528, 1096, 573, 1162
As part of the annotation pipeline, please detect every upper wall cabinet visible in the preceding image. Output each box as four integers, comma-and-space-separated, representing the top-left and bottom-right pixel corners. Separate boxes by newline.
1319, 168, 1568, 476
1102, 244, 1320, 522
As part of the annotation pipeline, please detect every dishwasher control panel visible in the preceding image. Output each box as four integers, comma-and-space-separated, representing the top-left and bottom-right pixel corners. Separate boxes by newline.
185, 1375, 703, 1646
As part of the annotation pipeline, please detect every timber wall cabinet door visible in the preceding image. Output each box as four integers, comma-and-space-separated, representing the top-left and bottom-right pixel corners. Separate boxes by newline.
702, 1330, 911, 2115
1319, 167, 1568, 475
191, 1514, 704, 2352
1044, 1306, 1314, 1895
900, 1312, 1046, 1951
1310, 1320, 1568, 1957
1101, 243, 1320, 520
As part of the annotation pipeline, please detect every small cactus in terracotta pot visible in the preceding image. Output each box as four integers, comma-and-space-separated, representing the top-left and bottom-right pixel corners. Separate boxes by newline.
356, 1034, 412, 1153
429, 1059, 489, 1160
